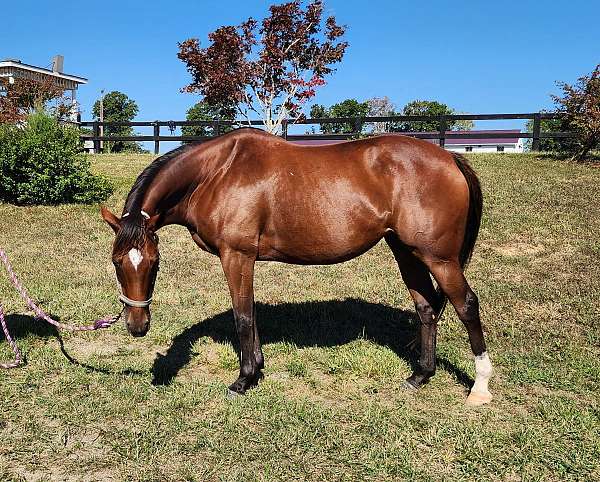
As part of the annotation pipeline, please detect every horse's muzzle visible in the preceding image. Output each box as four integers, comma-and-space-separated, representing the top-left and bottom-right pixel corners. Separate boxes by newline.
124, 307, 151, 337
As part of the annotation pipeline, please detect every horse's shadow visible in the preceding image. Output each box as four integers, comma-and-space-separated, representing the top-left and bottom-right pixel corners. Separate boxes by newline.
151, 297, 472, 388
0, 313, 58, 339
0, 313, 56, 366
0, 313, 143, 376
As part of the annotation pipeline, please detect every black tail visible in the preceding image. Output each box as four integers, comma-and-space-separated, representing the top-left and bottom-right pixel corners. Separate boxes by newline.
435, 152, 483, 319
452, 152, 483, 270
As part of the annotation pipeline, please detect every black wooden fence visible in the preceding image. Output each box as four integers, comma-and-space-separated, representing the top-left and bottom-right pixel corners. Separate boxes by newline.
80, 112, 572, 155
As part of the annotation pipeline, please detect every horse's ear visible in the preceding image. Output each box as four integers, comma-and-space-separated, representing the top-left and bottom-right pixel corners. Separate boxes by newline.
100, 205, 121, 234
146, 213, 160, 233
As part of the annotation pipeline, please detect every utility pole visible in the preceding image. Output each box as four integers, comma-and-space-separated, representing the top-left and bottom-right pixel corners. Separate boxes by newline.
99, 89, 105, 153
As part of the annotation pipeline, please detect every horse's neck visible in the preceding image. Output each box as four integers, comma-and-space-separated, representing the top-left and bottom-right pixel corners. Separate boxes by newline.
141, 156, 200, 228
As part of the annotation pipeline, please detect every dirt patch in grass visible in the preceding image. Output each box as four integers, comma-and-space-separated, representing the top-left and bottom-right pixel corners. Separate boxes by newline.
67, 336, 132, 357
493, 242, 545, 257
14, 467, 112, 482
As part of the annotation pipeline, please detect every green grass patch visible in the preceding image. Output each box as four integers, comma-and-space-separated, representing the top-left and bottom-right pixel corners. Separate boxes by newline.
0, 152, 599, 480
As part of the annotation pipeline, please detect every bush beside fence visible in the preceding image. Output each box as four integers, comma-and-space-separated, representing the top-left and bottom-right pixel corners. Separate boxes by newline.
0, 112, 113, 205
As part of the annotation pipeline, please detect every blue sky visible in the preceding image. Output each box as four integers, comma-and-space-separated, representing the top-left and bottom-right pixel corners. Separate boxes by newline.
4, 0, 599, 148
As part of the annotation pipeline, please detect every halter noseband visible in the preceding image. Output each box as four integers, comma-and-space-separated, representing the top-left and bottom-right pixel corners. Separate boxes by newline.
119, 294, 152, 308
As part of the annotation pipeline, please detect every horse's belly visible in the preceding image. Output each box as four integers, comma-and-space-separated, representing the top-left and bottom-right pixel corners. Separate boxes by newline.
257, 236, 382, 264
257, 208, 387, 264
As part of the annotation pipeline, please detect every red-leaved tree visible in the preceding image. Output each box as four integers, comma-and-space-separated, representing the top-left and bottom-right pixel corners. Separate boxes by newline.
0, 77, 67, 124
178, 0, 348, 134
552, 63, 600, 160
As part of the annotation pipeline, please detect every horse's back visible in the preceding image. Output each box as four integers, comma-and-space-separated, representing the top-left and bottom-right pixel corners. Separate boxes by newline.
205, 130, 469, 263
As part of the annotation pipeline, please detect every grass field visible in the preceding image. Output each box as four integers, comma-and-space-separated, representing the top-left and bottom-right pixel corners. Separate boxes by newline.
0, 152, 599, 481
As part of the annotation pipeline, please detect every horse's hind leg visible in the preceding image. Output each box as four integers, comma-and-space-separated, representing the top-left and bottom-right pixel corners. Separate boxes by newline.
252, 305, 264, 370
423, 257, 493, 406
385, 234, 444, 389
220, 249, 263, 396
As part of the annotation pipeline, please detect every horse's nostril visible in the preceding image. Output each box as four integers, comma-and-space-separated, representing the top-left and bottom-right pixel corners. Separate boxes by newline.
126, 319, 150, 337
128, 325, 149, 336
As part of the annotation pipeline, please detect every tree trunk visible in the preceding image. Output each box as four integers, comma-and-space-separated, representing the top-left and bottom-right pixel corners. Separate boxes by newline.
571, 135, 597, 161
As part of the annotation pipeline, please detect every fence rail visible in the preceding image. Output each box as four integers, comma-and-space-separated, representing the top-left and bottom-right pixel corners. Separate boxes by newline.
80, 112, 573, 154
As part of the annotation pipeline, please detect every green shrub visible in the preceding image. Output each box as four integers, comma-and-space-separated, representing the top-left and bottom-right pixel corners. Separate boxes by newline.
0, 112, 113, 205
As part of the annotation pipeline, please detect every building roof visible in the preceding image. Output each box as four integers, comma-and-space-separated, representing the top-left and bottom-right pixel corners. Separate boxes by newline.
291, 129, 523, 146
292, 139, 343, 146
444, 130, 521, 145
0, 59, 87, 84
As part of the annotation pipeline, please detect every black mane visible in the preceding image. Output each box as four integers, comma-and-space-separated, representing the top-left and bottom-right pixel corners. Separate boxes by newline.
114, 143, 197, 253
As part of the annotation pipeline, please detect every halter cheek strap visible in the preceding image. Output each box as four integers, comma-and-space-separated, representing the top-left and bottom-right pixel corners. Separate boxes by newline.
119, 294, 152, 308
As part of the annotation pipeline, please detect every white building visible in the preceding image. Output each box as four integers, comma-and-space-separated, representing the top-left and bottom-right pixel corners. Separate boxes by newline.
293, 129, 525, 153
0, 56, 87, 121
444, 130, 524, 153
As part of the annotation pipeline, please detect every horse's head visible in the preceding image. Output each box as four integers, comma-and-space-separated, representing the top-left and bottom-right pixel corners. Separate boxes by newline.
101, 206, 160, 337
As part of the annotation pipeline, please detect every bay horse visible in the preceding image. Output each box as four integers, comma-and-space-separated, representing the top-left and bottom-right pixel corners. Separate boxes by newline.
101, 128, 493, 406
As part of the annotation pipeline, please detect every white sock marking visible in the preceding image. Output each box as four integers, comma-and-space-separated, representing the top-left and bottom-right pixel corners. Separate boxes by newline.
128, 248, 143, 271
472, 351, 493, 394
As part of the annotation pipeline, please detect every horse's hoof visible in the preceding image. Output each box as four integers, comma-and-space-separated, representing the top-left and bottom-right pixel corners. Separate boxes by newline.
226, 388, 241, 400
465, 390, 493, 406
401, 379, 419, 391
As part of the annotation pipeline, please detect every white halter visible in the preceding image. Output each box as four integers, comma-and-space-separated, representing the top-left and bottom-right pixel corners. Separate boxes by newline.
119, 294, 152, 308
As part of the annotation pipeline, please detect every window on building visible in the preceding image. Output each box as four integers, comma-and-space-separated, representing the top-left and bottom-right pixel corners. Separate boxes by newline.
465, 146, 473, 152
497, 146, 505, 152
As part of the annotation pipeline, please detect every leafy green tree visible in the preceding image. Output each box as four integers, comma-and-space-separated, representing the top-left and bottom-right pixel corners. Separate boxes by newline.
310, 98, 473, 135
310, 99, 369, 134
524, 115, 575, 152
391, 100, 474, 132
181, 101, 236, 141
451, 116, 475, 131
92, 91, 146, 153
309, 103, 328, 119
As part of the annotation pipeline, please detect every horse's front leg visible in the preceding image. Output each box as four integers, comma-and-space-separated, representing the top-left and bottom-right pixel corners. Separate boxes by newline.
220, 248, 262, 395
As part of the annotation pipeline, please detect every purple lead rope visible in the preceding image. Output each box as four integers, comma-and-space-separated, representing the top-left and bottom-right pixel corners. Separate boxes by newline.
0, 248, 121, 369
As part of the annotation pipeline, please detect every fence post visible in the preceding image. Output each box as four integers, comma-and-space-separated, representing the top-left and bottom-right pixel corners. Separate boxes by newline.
214, 120, 220, 137
438, 115, 447, 148
282, 119, 288, 140
532, 113, 541, 151
354, 117, 363, 137
92, 122, 101, 153
153, 121, 160, 155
